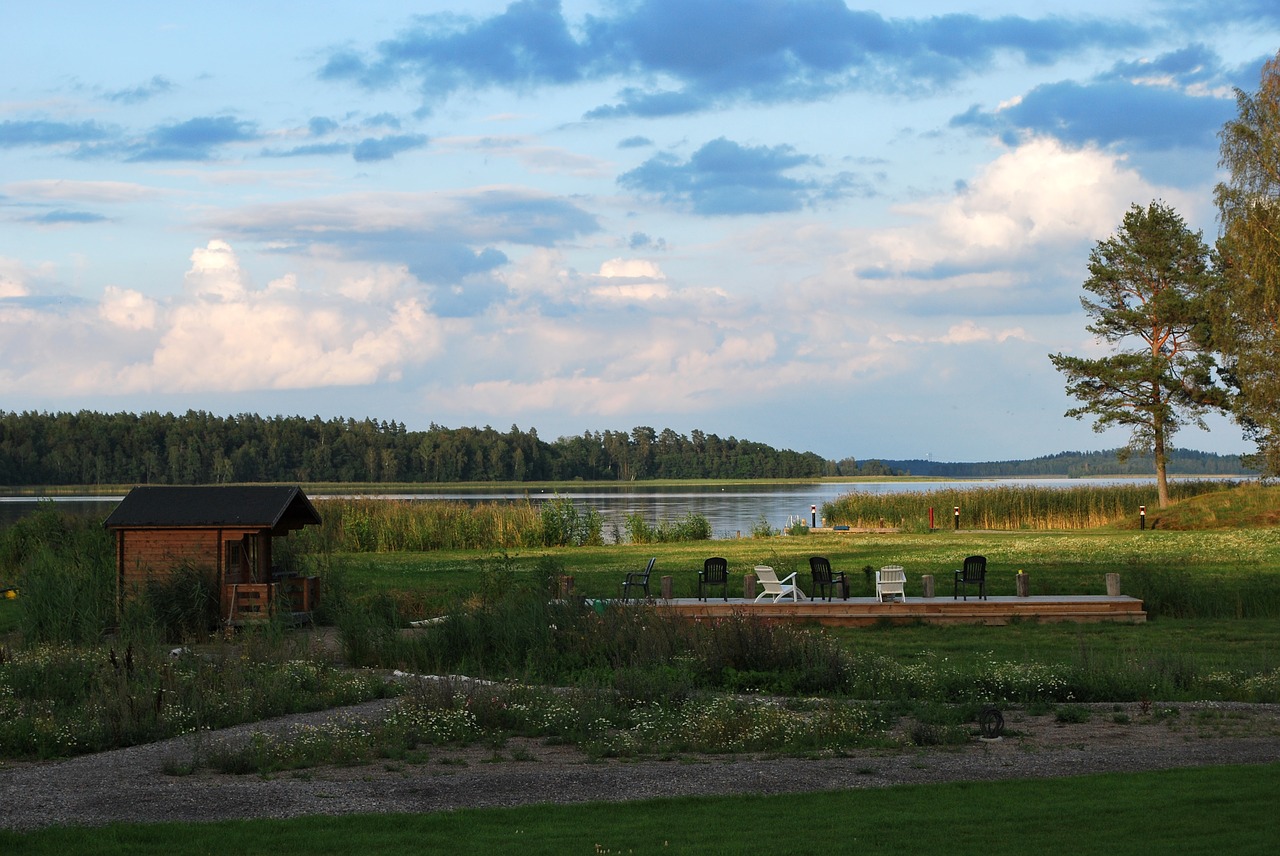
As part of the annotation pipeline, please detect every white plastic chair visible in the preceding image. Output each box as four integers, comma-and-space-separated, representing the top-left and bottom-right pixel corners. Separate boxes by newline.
876, 565, 906, 602
753, 565, 805, 602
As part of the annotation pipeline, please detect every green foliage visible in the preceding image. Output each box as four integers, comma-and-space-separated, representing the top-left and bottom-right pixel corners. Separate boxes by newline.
750, 515, 778, 538
0, 410, 830, 485
1214, 50, 1280, 477
298, 497, 545, 552
138, 563, 222, 643
624, 511, 712, 544
0, 507, 116, 645
539, 495, 604, 546
1049, 201, 1226, 504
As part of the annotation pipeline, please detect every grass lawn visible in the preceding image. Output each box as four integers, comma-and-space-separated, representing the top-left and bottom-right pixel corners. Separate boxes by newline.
325, 527, 1280, 611
3, 763, 1276, 855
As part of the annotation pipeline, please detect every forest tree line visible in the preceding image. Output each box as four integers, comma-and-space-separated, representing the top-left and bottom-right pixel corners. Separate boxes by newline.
0, 410, 842, 485
0, 410, 1247, 487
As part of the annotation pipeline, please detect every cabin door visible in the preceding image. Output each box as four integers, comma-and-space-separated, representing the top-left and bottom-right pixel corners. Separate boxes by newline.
223, 536, 255, 585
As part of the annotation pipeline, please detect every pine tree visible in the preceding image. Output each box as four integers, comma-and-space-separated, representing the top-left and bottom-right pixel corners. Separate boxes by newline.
1049, 202, 1226, 506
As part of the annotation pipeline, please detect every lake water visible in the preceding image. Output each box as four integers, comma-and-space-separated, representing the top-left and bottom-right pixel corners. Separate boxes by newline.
0, 476, 1207, 540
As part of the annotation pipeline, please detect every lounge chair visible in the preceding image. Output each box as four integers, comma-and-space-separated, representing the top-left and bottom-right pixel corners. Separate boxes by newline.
953, 555, 987, 600
809, 556, 848, 601
622, 557, 657, 602
698, 557, 729, 601
876, 565, 906, 602
753, 565, 805, 603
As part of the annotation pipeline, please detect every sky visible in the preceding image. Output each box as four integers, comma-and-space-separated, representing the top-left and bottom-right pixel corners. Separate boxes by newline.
2, 1, 1278, 463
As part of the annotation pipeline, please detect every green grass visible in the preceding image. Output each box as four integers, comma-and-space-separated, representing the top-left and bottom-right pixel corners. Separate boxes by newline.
324, 527, 1280, 616
2, 763, 1276, 854
828, 618, 1280, 675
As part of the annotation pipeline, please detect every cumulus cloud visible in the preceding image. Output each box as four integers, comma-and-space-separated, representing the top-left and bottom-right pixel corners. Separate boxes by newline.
857, 138, 1167, 282
99, 286, 158, 331
74, 116, 259, 162
0, 272, 30, 299
319, 0, 1148, 117
950, 45, 1240, 153
619, 137, 841, 215
597, 258, 665, 279
0, 240, 444, 396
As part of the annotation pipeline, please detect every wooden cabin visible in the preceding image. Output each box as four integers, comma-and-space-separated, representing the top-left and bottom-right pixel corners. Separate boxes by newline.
103, 485, 322, 624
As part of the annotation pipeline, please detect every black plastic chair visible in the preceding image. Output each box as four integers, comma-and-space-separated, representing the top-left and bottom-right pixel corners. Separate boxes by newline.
809, 556, 848, 601
698, 557, 729, 601
622, 557, 656, 602
953, 555, 987, 600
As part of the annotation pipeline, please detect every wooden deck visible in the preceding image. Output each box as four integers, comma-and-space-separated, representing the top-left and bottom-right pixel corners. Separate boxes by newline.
645, 594, 1146, 626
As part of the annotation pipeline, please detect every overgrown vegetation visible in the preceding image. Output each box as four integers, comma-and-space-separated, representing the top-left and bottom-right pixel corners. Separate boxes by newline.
822, 480, 1233, 531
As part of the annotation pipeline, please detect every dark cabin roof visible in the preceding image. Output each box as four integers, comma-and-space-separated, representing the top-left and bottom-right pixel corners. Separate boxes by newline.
103, 486, 322, 533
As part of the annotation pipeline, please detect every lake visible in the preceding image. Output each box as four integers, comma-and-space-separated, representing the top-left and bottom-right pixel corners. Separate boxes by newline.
0, 477, 1209, 540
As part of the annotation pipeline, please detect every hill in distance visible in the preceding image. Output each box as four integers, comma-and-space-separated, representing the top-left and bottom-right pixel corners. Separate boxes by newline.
869, 448, 1253, 479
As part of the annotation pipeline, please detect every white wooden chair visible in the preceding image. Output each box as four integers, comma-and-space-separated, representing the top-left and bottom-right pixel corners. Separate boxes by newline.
876, 565, 906, 602
753, 565, 806, 602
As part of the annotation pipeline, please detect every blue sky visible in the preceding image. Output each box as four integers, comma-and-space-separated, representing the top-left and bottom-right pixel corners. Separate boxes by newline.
2, 1, 1277, 462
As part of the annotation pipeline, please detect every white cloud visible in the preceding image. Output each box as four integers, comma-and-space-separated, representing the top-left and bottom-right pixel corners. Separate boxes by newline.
3, 179, 165, 203
0, 241, 445, 396
99, 286, 158, 330
597, 258, 665, 279
882, 138, 1165, 268
0, 274, 29, 299
936, 321, 1032, 344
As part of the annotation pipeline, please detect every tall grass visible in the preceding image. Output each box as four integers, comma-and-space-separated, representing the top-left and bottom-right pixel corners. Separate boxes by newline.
823, 481, 1234, 531
298, 497, 545, 552
0, 507, 116, 645
624, 511, 712, 544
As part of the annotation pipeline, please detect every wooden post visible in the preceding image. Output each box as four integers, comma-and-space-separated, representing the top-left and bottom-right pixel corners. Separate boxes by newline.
1105, 573, 1121, 597
744, 573, 756, 600
660, 575, 674, 601
1015, 572, 1029, 597
921, 574, 935, 598
558, 575, 575, 598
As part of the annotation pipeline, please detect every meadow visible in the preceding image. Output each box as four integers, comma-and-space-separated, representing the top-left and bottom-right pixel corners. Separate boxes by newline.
0, 481, 1278, 846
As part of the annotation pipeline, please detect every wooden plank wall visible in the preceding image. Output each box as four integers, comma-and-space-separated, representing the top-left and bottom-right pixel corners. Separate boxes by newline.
117, 527, 258, 592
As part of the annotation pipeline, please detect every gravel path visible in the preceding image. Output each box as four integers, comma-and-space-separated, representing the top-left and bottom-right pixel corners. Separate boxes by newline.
2, 699, 1278, 831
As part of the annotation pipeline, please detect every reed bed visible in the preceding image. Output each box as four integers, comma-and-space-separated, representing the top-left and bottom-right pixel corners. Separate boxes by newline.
822, 481, 1233, 531
299, 498, 546, 552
